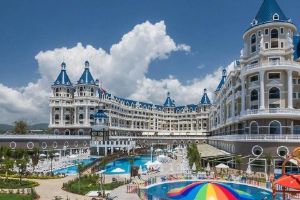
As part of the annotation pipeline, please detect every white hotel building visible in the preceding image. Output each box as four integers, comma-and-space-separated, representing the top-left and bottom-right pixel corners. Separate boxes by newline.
49, 61, 211, 137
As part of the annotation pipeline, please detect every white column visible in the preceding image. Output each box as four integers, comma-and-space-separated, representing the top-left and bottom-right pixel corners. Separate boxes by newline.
241, 76, 245, 114
232, 92, 235, 118
74, 106, 77, 125
50, 108, 53, 125
259, 71, 265, 110
85, 106, 88, 125
60, 107, 64, 125
291, 120, 294, 135
288, 70, 293, 109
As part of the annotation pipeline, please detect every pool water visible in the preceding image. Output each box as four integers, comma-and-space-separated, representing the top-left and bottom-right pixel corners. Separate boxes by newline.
142, 181, 279, 200
53, 157, 96, 175
104, 155, 154, 174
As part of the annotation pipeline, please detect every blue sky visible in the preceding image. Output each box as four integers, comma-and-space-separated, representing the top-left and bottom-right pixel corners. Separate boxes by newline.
1, 0, 300, 87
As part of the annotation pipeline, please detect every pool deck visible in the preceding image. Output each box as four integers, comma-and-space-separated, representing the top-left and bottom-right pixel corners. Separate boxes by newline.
109, 184, 140, 200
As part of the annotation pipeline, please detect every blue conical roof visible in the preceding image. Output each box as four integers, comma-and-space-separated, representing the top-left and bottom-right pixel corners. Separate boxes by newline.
252, 0, 289, 27
215, 69, 227, 92
200, 89, 211, 105
77, 61, 96, 85
94, 109, 108, 119
53, 62, 72, 86
163, 92, 175, 107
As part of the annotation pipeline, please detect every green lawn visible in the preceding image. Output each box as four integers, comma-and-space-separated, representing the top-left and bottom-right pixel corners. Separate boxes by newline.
0, 179, 39, 189
63, 175, 124, 195
0, 194, 33, 200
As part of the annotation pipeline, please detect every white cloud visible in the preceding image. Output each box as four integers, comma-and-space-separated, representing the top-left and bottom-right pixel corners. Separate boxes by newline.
0, 20, 235, 124
196, 64, 205, 70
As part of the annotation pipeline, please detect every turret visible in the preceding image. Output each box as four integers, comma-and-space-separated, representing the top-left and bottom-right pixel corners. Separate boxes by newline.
52, 62, 73, 98
76, 61, 99, 97
215, 69, 227, 93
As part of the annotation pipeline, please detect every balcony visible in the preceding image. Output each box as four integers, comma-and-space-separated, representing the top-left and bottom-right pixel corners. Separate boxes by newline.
242, 60, 300, 75
242, 108, 300, 118
209, 134, 300, 143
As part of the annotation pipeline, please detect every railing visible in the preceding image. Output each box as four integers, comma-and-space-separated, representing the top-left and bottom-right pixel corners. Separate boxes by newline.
245, 108, 300, 115
0, 134, 90, 140
209, 134, 300, 142
242, 60, 300, 73
109, 135, 207, 140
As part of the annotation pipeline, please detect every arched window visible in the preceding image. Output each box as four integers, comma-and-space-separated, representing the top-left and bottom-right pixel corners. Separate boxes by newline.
251, 34, 257, 53
55, 88, 59, 93
65, 115, 70, 120
251, 90, 259, 101
55, 114, 59, 120
80, 87, 83, 91
271, 29, 279, 39
273, 13, 279, 20
79, 114, 84, 120
90, 114, 94, 120
269, 121, 281, 134
250, 121, 259, 134
64, 129, 70, 135
271, 29, 279, 48
269, 87, 280, 99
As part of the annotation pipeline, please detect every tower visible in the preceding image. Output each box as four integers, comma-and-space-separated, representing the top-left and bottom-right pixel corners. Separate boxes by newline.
74, 61, 100, 132
50, 62, 74, 135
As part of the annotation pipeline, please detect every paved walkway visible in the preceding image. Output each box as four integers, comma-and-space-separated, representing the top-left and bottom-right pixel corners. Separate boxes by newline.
33, 175, 90, 200
109, 184, 140, 200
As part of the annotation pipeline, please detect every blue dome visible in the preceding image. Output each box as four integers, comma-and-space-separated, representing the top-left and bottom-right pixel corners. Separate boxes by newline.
163, 92, 175, 107
94, 109, 108, 119
251, 0, 289, 27
53, 62, 72, 86
200, 89, 211, 105
77, 61, 96, 85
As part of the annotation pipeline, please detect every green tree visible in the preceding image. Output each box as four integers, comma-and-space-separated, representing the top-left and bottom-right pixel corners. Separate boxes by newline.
234, 155, 242, 170
29, 147, 40, 173
13, 120, 28, 134
3, 159, 14, 180
48, 150, 55, 176
77, 163, 85, 193
265, 153, 273, 178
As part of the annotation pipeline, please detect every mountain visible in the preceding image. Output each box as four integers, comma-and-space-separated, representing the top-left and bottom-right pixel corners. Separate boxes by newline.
0, 123, 49, 134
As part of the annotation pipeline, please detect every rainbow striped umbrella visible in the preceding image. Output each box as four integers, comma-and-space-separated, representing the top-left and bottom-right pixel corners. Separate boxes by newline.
167, 182, 254, 200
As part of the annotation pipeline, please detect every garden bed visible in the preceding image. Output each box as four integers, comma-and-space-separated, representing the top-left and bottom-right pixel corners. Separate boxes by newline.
0, 179, 39, 189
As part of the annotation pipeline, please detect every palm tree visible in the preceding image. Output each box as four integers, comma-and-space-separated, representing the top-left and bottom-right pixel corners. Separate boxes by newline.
77, 163, 85, 193
48, 150, 55, 176
265, 153, 273, 179
234, 155, 242, 171
30, 148, 40, 173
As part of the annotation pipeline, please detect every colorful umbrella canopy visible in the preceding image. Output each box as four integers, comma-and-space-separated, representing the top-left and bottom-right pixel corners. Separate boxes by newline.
274, 174, 300, 190
167, 182, 254, 200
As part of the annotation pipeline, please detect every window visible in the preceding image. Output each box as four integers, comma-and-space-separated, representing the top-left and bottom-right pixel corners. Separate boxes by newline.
269, 87, 280, 99
251, 90, 259, 101
293, 93, 297, 99
298, 79, 300, 85
79, 114, 84, 120
273, 13, 279, 20
298, 93, 300, 99
280, 28, 284, 34
265, 28, 269, 35
55, 114, 59, 120
265, 43, 269, 49
250, 121, 259, 134
269, 104, 280, 108
293, 79, 296, 84
251, 105, 259, 110
268, 73, 280, 79
269, 121, 281, 134
258, 31, 261, 37
251, 34, 257, 53
271, 29, 279, 48
250, 75, 258, 82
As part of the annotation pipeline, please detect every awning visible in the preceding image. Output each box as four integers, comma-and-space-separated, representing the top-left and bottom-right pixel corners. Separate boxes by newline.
275, 174, 300, 190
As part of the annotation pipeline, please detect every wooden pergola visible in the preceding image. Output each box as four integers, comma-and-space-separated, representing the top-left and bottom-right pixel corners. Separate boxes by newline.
272, 147, 300, 200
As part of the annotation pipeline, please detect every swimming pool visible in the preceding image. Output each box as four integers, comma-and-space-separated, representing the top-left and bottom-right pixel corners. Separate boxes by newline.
53, 157, 96, 175
140, 180, 279, 200
104, 155, 154, 174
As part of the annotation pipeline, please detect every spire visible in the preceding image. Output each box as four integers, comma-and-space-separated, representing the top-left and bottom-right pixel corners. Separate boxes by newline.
53, 62, 72, 86
77, 61, 96, 85
163, 92, 175, 107
200, 88, 211, 105
251, 0, 289, 27
215, 69, 227, 92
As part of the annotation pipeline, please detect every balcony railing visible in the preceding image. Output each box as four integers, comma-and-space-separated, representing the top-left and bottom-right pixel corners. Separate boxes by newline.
244, 108, 300, 115
242, 60, 300, 74
0, 134, 90, 140
209, 134, 300, 142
